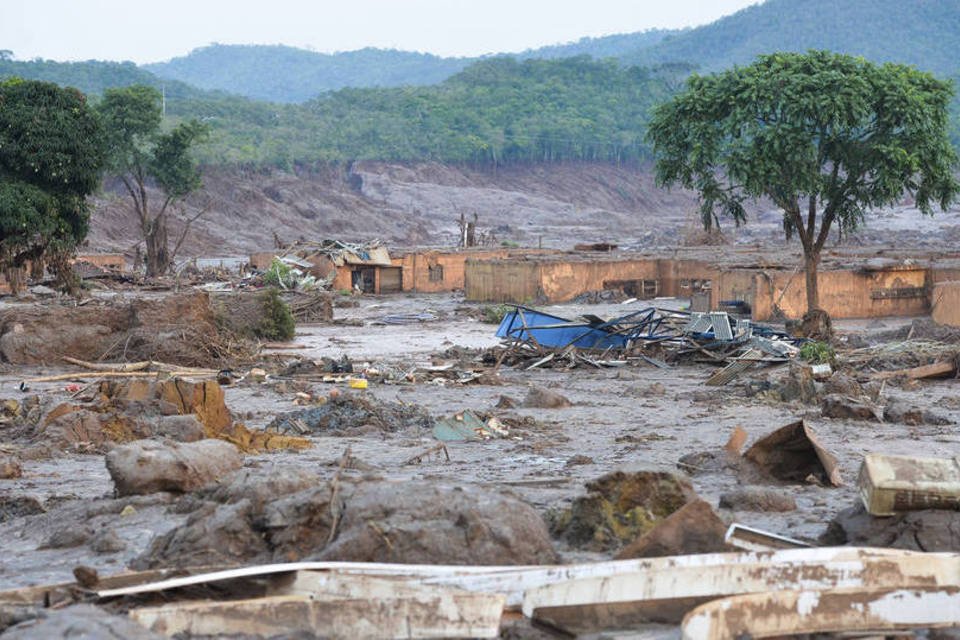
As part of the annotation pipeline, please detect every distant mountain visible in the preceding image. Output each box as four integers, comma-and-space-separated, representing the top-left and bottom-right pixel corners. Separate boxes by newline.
516, 29, 678, 60
624, 0, 960, 78
144, 45, 471, 103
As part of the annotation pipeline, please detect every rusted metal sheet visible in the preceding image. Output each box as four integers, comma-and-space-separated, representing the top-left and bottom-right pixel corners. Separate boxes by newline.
131, 576, 504, 639
681, 587, 960, 640
522, 549, 960, 633
743, 419, 843, 486
859, 453, 960, 515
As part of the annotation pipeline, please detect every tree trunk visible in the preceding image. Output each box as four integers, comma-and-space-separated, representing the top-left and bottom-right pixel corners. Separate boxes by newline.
804, 249, 821, 312
144, 216, 170, 278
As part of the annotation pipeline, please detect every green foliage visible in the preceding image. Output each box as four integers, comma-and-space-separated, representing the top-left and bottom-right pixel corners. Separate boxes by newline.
263, 258, 298, 289
481, 304, 511, 324
256, 288, 295, 341
799, 341, 835, 365
649, 51, 959, 237
0, 79, 104, 269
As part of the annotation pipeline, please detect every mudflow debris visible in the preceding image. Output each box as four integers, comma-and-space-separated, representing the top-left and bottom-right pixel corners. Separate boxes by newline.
4, 260, 960, 638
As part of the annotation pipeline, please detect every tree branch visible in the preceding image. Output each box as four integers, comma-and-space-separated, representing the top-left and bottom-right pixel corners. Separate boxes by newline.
169, 200, 212, 265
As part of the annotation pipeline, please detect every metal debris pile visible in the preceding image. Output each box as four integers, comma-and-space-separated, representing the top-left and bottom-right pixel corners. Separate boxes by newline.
486, 305, 803, 376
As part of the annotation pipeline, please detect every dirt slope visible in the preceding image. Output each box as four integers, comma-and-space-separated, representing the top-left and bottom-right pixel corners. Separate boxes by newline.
86, 161, 960, 260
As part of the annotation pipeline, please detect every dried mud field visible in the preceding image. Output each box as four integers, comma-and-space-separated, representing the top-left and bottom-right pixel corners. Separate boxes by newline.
1, 291, 959, 637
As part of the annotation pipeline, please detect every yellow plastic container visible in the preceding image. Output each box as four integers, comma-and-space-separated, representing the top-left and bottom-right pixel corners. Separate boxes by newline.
348, 378, 368, 390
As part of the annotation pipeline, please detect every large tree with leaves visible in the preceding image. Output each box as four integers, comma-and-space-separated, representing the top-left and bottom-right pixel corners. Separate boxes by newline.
97, 85, 208, 276
648, 50, 959, 322
0, 78, 104, 289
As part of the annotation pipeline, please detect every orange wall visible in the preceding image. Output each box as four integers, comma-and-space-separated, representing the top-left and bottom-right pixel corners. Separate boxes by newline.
464, 259, 542, 303
932, 281, 960, 327
736, 267, 930, 320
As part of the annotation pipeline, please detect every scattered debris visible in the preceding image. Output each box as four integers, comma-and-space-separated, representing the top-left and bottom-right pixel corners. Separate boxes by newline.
0, 604, 165, 640
433, 411, 508, 442
822, 501, 960, 551
0, 456, 22, 479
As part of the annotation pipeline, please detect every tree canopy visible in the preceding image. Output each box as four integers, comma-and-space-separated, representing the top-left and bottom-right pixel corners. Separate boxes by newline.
648, 50, 959, 317
0, 78, 104, 276
97, 85, 208, 276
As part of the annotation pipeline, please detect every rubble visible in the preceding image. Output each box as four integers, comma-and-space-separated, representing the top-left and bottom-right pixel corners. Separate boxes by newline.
0, 456, 21, 479
742, 420, 843, 487
105, 440, 242, 496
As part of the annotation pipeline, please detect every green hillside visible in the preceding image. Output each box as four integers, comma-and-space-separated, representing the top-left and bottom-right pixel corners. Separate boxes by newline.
625, 0, 960, 77
144, 45, 471, 103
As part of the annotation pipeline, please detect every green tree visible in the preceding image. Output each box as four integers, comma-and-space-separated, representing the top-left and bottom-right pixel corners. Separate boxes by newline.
97, 85, 208, 276
0, 78, 104, 290
648, 50, 959, 323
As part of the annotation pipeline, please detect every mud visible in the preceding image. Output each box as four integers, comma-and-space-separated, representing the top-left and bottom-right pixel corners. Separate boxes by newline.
1, 291, 960, 626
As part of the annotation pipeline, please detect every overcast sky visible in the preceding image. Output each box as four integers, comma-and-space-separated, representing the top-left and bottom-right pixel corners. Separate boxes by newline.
2, 0, 759, 64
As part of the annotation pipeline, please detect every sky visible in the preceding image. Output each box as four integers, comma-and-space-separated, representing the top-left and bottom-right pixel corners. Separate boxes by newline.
2, 0, 760, 64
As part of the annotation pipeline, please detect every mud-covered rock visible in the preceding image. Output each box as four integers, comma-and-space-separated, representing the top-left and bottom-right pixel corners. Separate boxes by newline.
0, 456, 21, 479
523, 387, 572, 409
884, 397, 952, 426
0, 604, 164, 639
267, 393, 434, 436
0, 496, 44, 523
776, 364, 818, 404
822, 501, 960, 551
616, 499, 731, 558
552, 470, 696, 551
105, 439, 241, 496
821, 394, 883, 421
135, 476, 557, 569
719, 487, 797, 512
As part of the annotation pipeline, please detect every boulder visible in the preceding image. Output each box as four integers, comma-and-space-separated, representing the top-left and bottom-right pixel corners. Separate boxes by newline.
135, 476, 558, 569
105, 439, 242, 496
822, 501, 960, 551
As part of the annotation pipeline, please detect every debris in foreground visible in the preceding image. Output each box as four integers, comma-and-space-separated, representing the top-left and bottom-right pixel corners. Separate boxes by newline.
3, 547, 958, 639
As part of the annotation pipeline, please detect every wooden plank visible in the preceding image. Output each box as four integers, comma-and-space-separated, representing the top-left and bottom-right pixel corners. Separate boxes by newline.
872, 359, 957, 381
681, 588, 960, 640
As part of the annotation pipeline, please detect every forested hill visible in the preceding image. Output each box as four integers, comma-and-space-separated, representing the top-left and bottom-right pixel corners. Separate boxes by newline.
143, 46, 470, 103
141, 0, 960, 102
625, 0, 960, 77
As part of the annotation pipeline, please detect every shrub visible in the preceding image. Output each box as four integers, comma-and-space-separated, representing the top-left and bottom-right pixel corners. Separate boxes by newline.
799, 340, 835, 365
256, 288, 295, 341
